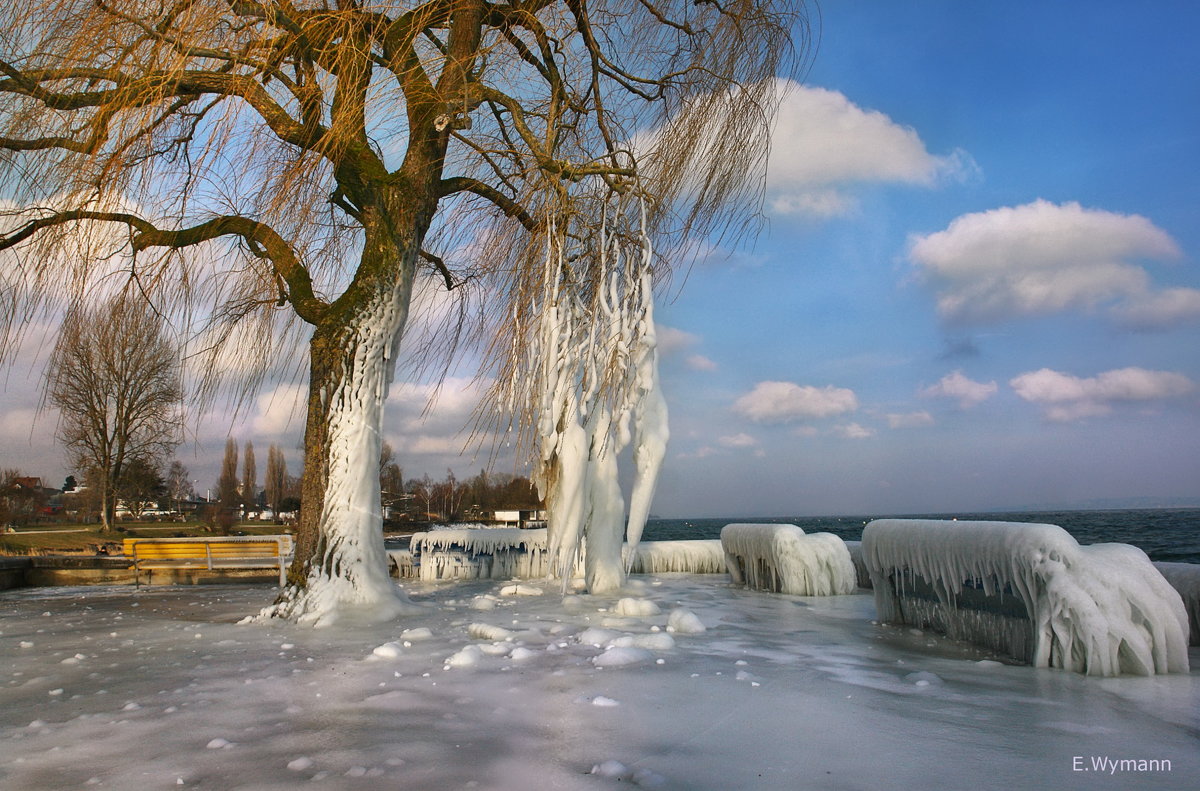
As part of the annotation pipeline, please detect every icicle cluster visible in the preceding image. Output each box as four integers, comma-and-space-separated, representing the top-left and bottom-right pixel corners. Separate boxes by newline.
517, 198, 669, 593
720, 523, 857, 596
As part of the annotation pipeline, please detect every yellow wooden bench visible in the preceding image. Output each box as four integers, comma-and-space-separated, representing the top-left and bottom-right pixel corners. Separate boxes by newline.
123, 535, 294, 587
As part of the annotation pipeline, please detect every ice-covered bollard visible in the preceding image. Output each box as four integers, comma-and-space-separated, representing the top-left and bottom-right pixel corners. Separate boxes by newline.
720, 523, 856, 596
863, 520, 1190, 676
1153, 562, 1200, 646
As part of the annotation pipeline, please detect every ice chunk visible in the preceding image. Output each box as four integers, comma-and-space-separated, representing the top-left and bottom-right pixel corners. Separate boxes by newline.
721, 524, 856, 596
611, 633, 675, 651
591, 696, 620, 707
468, 623, 515, 641
666, 609, 706, 635
286, 757, 313, 771
371, 641, 404, 659
500, 584, 544, 597
206, 738, 232, 749
444, 645, 483, 668
400, 627, 433, 641
614, 598, 660, 617
863, 519, 1190, 676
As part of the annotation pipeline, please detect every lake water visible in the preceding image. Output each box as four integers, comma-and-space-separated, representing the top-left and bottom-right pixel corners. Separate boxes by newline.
642, 508, 1200, 564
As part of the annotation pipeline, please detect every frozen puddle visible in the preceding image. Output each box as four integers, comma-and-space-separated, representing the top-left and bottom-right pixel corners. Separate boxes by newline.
1, 578, 1197, 790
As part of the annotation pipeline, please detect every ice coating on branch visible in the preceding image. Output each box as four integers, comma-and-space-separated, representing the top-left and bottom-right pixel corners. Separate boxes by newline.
721, 524, 856, 596
522, 200, 668, 593
262, 286, 416, 626
863, 520, 1190, 676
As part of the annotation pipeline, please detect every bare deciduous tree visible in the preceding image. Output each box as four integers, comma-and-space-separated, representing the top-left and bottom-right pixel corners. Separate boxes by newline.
44, 298, 182, 531
242, 440, 257, 513
216, 437, 239, 532
0, 0, 808, 621
265, 444, 288, 518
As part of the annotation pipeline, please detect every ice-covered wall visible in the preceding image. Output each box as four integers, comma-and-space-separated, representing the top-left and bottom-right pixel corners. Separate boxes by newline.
863, 520, 1190, 676
720, 524, 856, 596
1154, 562, 1200, 646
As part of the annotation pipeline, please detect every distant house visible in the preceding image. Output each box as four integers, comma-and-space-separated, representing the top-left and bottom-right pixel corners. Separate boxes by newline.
493, 509, 547, 529
12, 477, 42, 491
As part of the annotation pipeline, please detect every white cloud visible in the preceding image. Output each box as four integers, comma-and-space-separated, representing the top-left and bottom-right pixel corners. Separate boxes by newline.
656, 325, 700, 355
1110, 287, 1200, 330
920, 371, 998, 408
732, 381, 858, 424
1009, 367, 1194, 422
767, 81, 974, 218
685, 354, 718, 372
250, 384, 307, 436
832, 422, 875, 439
718, 433, 758, 448
886, 411, 935, 429
910, 200, 1183, 324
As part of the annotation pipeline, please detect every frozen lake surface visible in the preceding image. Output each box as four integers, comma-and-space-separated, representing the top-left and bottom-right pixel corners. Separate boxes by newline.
2, 577, 1197, 790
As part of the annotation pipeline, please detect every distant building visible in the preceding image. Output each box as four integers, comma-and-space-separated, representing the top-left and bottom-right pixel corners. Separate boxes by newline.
493, 509, 547, 529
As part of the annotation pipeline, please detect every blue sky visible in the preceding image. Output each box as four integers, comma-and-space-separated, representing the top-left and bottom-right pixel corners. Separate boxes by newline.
3, 1, 1198, 517
648, 1, 1200, 516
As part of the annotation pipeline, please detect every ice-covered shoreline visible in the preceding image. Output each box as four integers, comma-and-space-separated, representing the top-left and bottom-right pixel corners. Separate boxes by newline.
3, 578, 1197, 790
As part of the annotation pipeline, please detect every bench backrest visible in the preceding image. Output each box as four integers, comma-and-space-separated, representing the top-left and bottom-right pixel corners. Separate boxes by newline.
123, 535, 294, 560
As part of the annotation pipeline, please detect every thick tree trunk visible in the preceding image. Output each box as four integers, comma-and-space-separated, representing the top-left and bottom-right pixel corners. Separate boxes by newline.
269, 206, 426, 625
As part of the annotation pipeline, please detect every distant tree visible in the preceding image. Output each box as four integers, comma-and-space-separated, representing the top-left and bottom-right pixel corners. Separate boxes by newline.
216, 438, 240, 533
1, 468, 48, 527
44, 298, 182, 531
242, 441, 258, 514
265, 445, 288, 518
379, 442, 404, 514
115, 458, 166, 520
164, 460, 194, 515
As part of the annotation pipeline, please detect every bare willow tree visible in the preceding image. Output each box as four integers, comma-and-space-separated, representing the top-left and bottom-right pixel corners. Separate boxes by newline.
0, 0, 809, 622
44, 297, 182, 531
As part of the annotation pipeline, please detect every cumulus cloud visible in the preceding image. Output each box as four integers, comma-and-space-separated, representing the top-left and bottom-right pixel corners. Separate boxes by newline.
1110, 287, 1200, 330
1009, 367, 1194, 422
718, 433, 758, 448
886, 411, 935, 429
732, 381, 858, 424
685, 354, 718, 372
767, 81, 975, 218
920, 371, 998, 408
910, 200, 1184, 325
832, 422, 875, 439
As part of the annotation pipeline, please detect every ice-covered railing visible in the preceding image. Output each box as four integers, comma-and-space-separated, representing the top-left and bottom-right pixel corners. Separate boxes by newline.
720, 524, 856, 596
1154, 562, 1200, 646
863, 519, 1190, 676
625, 540, 725, 575
398, 529, 727, 581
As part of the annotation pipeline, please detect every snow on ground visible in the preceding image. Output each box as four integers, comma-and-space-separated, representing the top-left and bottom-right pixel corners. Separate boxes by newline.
2, 577, 1197, 790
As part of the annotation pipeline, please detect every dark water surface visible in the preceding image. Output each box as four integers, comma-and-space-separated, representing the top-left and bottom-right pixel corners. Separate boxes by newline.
642, 508, 1200, 564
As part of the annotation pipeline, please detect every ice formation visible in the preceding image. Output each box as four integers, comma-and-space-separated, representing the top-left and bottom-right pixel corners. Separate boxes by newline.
1153, 562, 1200, 646
518, 199, 668, 594
720, 523, 856, 596
399, 529, 724, 582
863, 519, 1190, 676
625, 540, 725, 574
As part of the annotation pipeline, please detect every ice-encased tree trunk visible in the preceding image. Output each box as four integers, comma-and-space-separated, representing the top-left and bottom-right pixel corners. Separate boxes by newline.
268, 206, 428, 625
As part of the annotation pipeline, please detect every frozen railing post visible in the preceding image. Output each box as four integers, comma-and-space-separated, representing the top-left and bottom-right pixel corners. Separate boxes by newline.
720, 524, 856, 596
862, 519, 1190, 676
